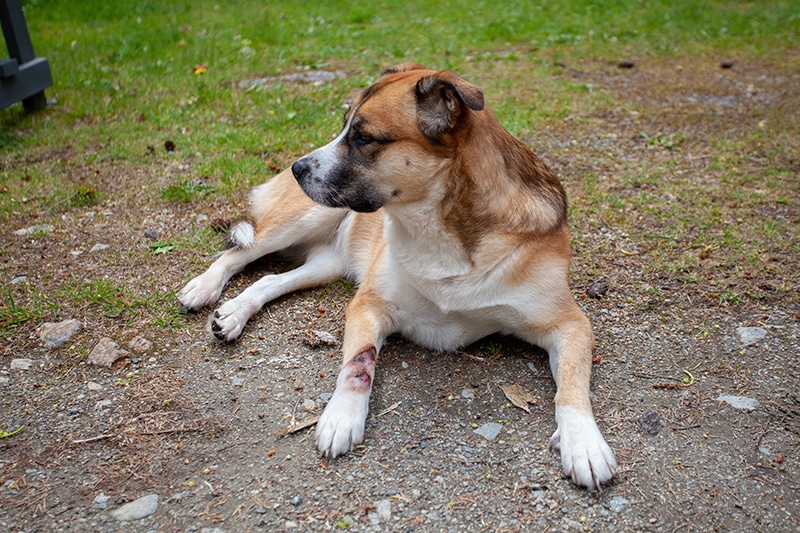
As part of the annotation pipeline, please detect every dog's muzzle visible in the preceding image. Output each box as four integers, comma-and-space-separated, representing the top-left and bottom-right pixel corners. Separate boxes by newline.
291, 157, 311, 184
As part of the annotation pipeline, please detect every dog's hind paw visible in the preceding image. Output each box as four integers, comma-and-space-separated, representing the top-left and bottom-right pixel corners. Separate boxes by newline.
315, 388, 370, 458
178, 274, 224, 310
207, 305, 249, 342
551, 406, 617, 490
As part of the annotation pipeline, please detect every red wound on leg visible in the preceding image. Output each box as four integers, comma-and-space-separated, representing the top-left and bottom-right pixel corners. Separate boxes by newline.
341, 346, 377, 393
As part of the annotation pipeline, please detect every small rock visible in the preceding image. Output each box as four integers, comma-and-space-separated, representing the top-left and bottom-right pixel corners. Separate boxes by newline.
606, 495, 631, 512
720, 60, 735, 69
197, 214, 209, 223
736, 326, 767, 345
13, 224, 54, 236
87, 381, 104, 391
90, 243, 110, 252
290, 495, 303, 506
109, 493, 159, 521
461, 388, 475, 399
401, 361, 409, 369
474, 422, 502, 441
717, 393, 759, 411
586, 279, 609, 299
93, 492, 111, 509
301, 399, 315, 411
171, 491, 194, 501
284, 521, 299, 529
637, 410, 660, 435
253, 506, 267, 514
616, 61, 635, 69
88, 338, 130, 368
375, 499, 391, 522
10, 275, 27, 285
94, 399, 113, 411
10, 358, 33, 371
319, 392, 333, 402
128, 336, 153, 355
39, 319, 82, 348
232, 377, 245, 387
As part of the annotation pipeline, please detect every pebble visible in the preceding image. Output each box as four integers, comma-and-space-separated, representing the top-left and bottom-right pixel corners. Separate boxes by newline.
13, 224, 54, 236
10, 359, 33, 371
717, 393, 759, 410
606, 495, 631, 512
290, 495, 303, 506
90, 243, 110, 252
736, 326, 767, 345
374, 499, 392, 523
93, 492, 111, 509
461, 388, 475, 399
88, 337, 129, 367
10, 275, 27, 285
232, 377, 245, 387
128, 336, 153, 354
637, 410, 660, 435
39, 319, 82, 348
473, 422, 502, 441
87, 381, 104, 391
109, 493, 159, 521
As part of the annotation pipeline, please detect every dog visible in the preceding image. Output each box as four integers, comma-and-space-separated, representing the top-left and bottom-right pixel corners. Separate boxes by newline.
178, 63, 616, 489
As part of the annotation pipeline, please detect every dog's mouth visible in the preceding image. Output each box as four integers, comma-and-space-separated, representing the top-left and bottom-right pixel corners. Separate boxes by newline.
291, 156, 385, 213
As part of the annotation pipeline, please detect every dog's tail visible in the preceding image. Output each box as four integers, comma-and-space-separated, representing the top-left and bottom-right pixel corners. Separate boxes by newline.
227, 220, 256, 248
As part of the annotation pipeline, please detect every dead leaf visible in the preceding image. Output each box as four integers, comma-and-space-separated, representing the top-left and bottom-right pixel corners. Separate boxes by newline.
500, 384, 537, 413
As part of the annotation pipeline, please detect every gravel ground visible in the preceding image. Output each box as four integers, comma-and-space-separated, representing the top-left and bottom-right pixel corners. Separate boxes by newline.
2, 57, 799, 532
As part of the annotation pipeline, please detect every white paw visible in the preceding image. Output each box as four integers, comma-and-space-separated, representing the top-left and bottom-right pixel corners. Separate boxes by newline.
551, 406, 617, 489
178, 272, 224, 310
315, 388, 370, 458
208, 300, 252, 341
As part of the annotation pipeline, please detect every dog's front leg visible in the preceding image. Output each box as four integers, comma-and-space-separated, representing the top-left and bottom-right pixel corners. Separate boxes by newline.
315, 292, 390, 458
532, 311, 617, 489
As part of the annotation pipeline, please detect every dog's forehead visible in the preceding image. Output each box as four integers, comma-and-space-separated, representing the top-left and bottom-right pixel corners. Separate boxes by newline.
350, 69, 432, 120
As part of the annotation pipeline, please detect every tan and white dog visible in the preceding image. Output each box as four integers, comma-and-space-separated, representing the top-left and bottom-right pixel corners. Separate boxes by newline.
179, 63, 616, 488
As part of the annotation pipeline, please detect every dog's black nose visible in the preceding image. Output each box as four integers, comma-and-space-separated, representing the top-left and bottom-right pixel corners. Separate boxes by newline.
291, 158, 310, 182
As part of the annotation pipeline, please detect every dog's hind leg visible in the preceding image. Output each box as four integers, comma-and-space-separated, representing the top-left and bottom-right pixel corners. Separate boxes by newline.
209, 245, 347, 341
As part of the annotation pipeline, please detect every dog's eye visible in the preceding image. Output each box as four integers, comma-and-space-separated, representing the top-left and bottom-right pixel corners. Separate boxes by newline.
353, 131, 375, 147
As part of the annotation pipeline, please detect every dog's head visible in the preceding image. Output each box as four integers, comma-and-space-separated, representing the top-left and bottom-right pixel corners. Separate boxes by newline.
291, 63, 484, 213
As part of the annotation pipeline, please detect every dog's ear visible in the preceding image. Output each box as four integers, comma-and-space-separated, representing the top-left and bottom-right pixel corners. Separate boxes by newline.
415, 71, 485, 143
381, 62, 427, 77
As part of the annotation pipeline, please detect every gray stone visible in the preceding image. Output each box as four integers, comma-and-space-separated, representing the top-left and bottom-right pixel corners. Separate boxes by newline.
128, 336, 153, 355
109, 493, 158, 521
88, 338, 129, 368
606, 495, 631, 512
13, 224, 54, 236
10, 275, 27, 285
473, 422, 502, 441
375, 499, 391, 522
736, 326, 767, 345
90, 243, 110, 252
717, 393, 759, 410
461, 388, 475, 399
39, 319, 82, 348
10, 358, 33, 371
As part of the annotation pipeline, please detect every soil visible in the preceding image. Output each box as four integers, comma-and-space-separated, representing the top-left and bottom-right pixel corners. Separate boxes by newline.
2, 57, 799, 532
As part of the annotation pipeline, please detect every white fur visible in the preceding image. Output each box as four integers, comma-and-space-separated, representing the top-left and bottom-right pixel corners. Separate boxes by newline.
551, 406, 617, 489
314, 385, 371, 457
227, 221, 256, 248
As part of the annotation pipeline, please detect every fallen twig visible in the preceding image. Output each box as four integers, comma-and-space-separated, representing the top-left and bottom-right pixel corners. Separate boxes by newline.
71, 434, 113, 444
275, 416, 320, 436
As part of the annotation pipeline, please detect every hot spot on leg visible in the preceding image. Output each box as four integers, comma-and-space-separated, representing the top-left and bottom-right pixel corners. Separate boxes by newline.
339, 346, 377, 393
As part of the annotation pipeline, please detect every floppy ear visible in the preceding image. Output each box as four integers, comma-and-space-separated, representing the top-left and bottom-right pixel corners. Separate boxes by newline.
415, 71, 485, 142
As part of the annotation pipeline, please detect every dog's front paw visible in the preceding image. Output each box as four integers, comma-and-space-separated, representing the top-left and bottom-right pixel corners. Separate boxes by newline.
551, 406, 617, 489
315, 388, 370, 458
179, 273, 224, 310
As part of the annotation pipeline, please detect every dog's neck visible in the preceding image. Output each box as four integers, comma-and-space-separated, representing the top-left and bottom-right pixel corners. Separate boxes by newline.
382, 196, 473, 280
